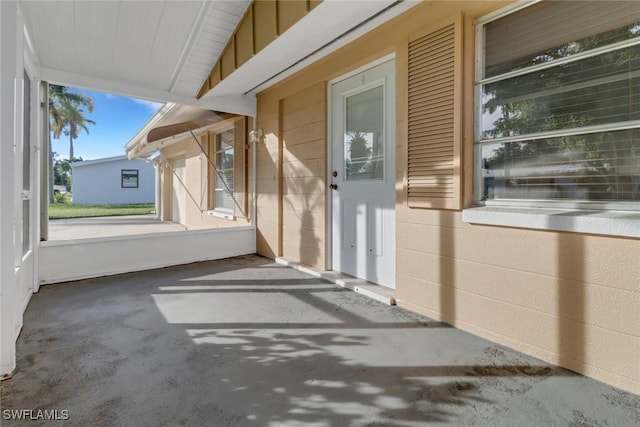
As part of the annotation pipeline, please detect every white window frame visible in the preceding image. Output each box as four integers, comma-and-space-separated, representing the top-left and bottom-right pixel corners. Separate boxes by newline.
465, 0, 640, 238
211, 127, 234, 215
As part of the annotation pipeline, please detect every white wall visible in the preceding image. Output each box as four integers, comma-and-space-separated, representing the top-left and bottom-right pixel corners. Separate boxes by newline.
72, 157, 155, 205
39, 226, 255, 284
1, 1, 40, 378
0, 0, 18, 378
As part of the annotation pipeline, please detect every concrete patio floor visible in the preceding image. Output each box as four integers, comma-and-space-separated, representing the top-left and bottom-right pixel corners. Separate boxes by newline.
1, 255, 639, 426
48, 215, 186, 240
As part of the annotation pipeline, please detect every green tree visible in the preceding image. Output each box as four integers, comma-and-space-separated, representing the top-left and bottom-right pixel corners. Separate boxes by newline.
482, 23, 640, 201
48, 85, 95, 202
346, 131, 371, 178
52, 152, 83, 189
49, 85, 96, 161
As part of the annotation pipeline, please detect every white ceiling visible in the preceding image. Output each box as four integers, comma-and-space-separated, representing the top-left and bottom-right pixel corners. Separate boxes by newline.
20, 0, 420, 116
21, 0, 252, 114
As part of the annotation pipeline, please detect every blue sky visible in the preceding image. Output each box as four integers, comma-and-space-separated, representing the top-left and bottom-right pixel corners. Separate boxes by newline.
51, 88, 163, 161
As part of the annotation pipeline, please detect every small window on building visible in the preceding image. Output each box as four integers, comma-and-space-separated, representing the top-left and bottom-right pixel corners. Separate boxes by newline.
122, 169, 139, 188
476, 1, 640, 209
209, 128, 234, 212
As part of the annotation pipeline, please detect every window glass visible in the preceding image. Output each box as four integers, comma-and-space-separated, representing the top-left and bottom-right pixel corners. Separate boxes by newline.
122, 169, 139, 188
485, 1, 640, 77
344, 85, 384, 181
481, 129, 640, 201
482, 46, 640, 139
478, 1, 640, 206
214, 128, 234, 211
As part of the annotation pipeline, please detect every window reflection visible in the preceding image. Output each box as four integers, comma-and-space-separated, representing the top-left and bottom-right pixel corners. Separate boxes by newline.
345, 86, 384, 181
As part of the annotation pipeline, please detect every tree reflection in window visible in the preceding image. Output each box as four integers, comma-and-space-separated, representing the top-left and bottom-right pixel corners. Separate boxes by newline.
344, 85, 384, 181
479, 1, 640, 202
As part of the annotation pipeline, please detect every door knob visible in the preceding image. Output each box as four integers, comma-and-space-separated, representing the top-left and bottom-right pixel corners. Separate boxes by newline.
330, 183, 338, 190
332, 171, 338, 177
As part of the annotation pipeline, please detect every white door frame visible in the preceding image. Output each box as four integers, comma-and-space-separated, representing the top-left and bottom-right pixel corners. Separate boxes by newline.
325, 53, 396, 273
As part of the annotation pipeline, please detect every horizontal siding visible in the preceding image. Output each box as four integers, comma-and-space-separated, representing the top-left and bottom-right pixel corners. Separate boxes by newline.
282, 100, 325, 131
397, 219, 640, 291
281, 210, 324, 234
396, 275, 640, 387
256, 105, 280, 258
280, 83, 326, 269
282, 240, 324, 269
283, 176, 325, 195
396, 246, 640, 337
282, 159, 325, 178
283, 139, 325, 163
282, 225, 324, 250
282, 122, 326, 146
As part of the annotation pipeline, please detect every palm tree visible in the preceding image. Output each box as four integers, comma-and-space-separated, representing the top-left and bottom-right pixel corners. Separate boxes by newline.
48, 85, 96, 161
47, 85, 95, 203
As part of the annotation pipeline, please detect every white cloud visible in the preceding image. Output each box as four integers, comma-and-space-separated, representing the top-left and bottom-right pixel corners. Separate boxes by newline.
132, 98, 163, 112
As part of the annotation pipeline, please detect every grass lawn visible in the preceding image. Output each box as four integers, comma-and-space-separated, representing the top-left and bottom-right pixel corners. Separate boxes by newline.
49, 203, 155, 220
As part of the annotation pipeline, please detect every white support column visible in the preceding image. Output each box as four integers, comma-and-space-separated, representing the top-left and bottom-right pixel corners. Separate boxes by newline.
0, 0, 18, 378
154, 161, 162, 220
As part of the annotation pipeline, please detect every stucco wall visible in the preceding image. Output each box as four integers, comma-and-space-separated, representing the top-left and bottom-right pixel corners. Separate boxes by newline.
72, 157, 155, 205
255, 0, 640, 394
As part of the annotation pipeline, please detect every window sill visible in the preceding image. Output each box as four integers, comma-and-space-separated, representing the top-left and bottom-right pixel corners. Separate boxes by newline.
207, 210, 235, 221
462, 206, 640, 238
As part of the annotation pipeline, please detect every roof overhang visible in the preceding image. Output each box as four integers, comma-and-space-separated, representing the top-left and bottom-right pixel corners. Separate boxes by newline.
20, 0, 254, 115
125, 104, 234, 159
201, 0, 421, 98
21, 1, 420, 124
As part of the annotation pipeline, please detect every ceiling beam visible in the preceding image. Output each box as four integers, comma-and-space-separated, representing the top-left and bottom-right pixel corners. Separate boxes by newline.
40, 67, 256, 117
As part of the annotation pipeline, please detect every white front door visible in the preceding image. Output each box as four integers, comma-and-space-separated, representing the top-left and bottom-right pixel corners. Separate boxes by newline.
330, 59, 396, 288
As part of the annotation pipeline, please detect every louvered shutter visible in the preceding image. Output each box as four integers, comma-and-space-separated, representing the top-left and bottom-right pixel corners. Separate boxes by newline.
407, 17, 462, 209
233, 117, 247, 216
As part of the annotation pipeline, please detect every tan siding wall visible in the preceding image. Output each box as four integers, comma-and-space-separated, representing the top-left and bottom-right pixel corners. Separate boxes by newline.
256, 108, 280, 259
277, 0, 308, 35
199, 0, 322, 97
255, 0, 640, 394
280, 83, 326, 269
235, 7, 254, 68
254, 1, 277, 53
221, 38, 236, 80
159, 124, 249, 230
395, 210, 640, 393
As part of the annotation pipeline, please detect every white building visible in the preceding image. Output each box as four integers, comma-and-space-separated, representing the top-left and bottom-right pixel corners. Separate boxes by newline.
71, 155, 154, 205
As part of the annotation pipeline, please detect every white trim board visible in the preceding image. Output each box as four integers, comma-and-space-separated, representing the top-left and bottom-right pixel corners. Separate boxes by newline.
462, 206, 640, 239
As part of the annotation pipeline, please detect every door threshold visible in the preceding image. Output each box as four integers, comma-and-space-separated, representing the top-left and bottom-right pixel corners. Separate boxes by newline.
275, 257, 396, 306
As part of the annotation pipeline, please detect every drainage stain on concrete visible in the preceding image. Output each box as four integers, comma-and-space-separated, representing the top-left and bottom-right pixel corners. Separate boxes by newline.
1, 255, 639, 427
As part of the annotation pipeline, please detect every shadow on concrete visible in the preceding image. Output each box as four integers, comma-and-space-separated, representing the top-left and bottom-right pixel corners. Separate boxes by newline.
2, 255, 638, 427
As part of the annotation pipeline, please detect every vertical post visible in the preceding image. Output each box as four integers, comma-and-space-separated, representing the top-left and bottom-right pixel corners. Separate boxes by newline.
0, 0, 18, 378
40, 81, 49, 241
277, 100, 283, 257
154, 160, 162, 220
